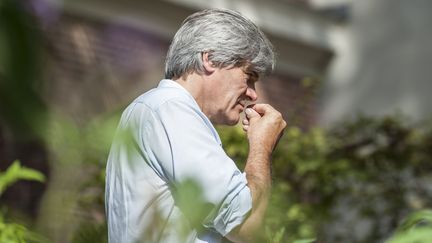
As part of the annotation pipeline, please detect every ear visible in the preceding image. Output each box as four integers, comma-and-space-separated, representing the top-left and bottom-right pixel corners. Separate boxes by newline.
202, 52, 217, 74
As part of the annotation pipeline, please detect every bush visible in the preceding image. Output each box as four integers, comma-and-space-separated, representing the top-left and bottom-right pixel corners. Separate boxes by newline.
0, 161, 46, 243
218, 116, 432, 242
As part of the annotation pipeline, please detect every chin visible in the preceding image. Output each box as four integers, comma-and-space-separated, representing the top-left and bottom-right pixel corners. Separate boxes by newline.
225, 115, 240, 126
211, 110, 240, 125
226, 119, 239, 126
212, 115, 239, 126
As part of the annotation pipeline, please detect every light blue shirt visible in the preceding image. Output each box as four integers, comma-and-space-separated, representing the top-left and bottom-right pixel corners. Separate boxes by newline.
105, 79, 252, 243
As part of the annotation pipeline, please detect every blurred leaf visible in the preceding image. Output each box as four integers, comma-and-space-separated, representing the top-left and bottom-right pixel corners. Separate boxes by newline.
0, 212, 48, 243
272, 227, 285, 243
72, 222, 107, 243
387, 228, 432, 243
387, 210, 432, 243
173, 179, 213, 239
395, 210, 432, 233
293, 238, 316, 243
0, 160, 45, 195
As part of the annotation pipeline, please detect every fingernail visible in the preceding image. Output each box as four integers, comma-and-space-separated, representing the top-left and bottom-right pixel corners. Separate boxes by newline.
245, 108, 252, 115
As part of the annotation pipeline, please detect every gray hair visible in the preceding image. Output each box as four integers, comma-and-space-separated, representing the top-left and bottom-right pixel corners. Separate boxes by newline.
164, 9, 275, 79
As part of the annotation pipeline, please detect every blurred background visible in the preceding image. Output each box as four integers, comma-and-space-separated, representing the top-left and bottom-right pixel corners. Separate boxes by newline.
1, 0, 432, 242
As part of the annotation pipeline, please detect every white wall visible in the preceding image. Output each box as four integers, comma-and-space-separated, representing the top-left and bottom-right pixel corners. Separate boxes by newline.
320, 0, 432, 126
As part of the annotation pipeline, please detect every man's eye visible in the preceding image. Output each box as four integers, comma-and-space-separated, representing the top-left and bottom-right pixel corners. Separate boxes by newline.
245, 73, 253, 80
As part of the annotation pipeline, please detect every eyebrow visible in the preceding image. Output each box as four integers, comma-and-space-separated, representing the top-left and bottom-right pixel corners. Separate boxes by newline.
246, 71, 259, 82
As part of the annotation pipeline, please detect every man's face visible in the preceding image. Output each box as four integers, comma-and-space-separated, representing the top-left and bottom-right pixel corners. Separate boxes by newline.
205, 66, 258, 125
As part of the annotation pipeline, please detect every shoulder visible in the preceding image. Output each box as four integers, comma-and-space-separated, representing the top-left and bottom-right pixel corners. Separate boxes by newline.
120, 80, 202, 126
134, 84, 193, 112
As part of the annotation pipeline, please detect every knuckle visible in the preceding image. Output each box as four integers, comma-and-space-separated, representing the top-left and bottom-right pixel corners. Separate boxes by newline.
273, 111, 283, 120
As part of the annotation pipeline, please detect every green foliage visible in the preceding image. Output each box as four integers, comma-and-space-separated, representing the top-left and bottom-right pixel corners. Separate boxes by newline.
387, 210, 432, 243
265, 126, 334, 242
387, 229, 432, 243
72, 222, 107, 243
293, 238, 316, 243
218, 116, 432, 242
0, 215, 27, 243
217, 125, 249, 168
0, 213, 45, 243
0, 160, 45, 196
218, 125, 330, 242
0, 161, 46, 243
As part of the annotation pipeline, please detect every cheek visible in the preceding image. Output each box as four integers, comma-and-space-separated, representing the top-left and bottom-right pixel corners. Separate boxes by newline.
237, 87, 248, 99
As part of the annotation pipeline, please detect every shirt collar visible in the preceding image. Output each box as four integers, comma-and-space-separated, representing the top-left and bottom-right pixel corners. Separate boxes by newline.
158, 79, 200, 110
158, 79, 184, 89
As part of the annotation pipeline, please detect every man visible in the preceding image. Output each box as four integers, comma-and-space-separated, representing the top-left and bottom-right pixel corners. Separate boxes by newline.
105, 9, 286, 243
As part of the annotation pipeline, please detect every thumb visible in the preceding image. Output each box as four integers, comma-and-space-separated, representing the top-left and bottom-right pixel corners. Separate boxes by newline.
245, 108, 261, 122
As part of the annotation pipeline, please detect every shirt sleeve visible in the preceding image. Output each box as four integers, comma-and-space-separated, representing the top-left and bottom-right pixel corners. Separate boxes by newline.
141, 98, 252, 236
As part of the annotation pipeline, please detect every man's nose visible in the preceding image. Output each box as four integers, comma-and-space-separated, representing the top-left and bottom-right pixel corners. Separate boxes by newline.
246, 87, 258, 102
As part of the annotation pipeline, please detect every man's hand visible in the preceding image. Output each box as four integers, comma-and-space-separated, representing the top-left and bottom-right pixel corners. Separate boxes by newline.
242, 104, 286, 154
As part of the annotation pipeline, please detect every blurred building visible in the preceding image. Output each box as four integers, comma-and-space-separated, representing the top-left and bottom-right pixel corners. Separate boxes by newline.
320, 0, 432, 126
22, 0, 432, 127
34, 0, 336, 128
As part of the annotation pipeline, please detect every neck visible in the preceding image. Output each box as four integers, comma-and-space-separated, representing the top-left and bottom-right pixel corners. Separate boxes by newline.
173, 73, 208, 115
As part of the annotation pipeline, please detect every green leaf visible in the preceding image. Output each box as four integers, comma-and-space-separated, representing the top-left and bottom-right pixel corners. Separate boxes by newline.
396, 210, 432, 233
0, 160, 45, 195
0, 211, 48, 243
293, 238, 316, 243
387, 228, 432, 243
272, 227, 285, 243
387, 210, 432, 243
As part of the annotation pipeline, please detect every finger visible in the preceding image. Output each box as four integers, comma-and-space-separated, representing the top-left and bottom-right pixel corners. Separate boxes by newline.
242, 124, 249, 132
245, 108, 261, 122
250, 103, 274, 115
242, 118, 249, 126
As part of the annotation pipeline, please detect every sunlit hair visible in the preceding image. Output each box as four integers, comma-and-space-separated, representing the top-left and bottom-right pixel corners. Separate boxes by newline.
164, 9, 275, 79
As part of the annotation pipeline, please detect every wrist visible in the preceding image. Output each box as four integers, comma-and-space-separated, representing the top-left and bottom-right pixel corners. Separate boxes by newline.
248, 141, 273, 157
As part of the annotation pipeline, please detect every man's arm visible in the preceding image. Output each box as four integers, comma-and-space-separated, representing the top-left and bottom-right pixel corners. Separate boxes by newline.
226, 104, 286, 243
